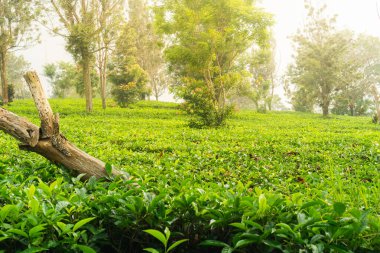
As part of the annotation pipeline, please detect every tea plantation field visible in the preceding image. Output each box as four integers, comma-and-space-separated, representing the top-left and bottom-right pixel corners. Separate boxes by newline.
0, 99, 379, 252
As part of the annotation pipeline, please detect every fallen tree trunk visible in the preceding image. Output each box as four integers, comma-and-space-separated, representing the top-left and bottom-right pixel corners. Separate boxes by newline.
0, 71, 123, 179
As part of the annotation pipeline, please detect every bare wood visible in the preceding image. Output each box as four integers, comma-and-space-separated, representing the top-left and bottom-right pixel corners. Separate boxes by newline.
51, 113, 71, 157
0, 71, 125, 179
0, 108, 39, 147
0, 106, 123, 179
24, 71, 54, 138
20, 140, 123, 179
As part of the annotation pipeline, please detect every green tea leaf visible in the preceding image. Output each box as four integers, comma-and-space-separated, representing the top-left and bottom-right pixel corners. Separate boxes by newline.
167, 239, 189, 252
8, 229, 28, 238
143, 248, 160, 253
29, 224, 46, 238
20, 247, 47, 253
333, 202, 346, 216
75, 244, 97, 253
199, 240, 229, 248
28, 185, 36, 200
310, 234, 325, 244
0, 205, 17, 222
38, 180, 51, 196
235, 239, 257, 249
258, 194, 267, 214
263, 240, 282, 250
221, 247, 233, 253
230, 222, 246, 231
164, 227, 171, 240
105, 163, 112, 176
73, 217, 96, 232
144, 229, 167, 248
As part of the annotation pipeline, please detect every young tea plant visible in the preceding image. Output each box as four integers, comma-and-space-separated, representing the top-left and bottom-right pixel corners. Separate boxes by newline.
143, 227, 188, 253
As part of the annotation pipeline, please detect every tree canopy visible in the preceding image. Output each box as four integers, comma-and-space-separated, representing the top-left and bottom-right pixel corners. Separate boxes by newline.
155, 0, 272, 126
0, 0, 41, 104
287, 4, 353, 116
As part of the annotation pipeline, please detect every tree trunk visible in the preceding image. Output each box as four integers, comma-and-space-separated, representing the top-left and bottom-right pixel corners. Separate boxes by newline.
322, 95, 329, 117
349, 105, 354, 116
0, 71, 123, 179
153, 81, 159, 101
267, 100, 272, 111
100, 53, 107, 110
322, 105, 329, 117
82, 54, 93, 113
0, 49, 8, 105
371, 85, 380, 122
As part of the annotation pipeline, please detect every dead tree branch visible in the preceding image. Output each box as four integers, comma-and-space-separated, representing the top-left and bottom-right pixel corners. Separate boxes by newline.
0, 71, 124, 179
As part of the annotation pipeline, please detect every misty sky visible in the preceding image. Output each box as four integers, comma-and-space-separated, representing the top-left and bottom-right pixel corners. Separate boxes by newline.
20, 0, 380, 98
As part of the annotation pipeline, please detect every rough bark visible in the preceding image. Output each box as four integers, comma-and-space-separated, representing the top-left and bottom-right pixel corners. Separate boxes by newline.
322, 96, 330, 117
0, 50, 8, 105
349, 104, 354, 117
19, 140, 118, 179
23, 72, 54, 138
82, 55, 93, 113
100, 53, 107, 109
371, 85, 380, 122
0, 108, 39, 146
322, 105, 329, 117
0, 71, 123, 179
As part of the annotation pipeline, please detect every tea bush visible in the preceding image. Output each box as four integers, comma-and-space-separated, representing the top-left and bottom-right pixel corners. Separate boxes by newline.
0, 99, 379, 252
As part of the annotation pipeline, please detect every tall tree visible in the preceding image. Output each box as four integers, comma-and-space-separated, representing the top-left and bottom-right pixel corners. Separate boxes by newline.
156, 0, 272, 127
95, 0, 125, 109
49, 0, 96, 112
109, 22, 149, 107
349, 35, 380, 119
248, 36, 276, 112
0, 0, 40, 105
48, 0, 123, 112
7, 53, 31, 99
287, 4, 351, 116
44, 61, 99, 98
128, 0, 167, 101
331, 33, 380, 116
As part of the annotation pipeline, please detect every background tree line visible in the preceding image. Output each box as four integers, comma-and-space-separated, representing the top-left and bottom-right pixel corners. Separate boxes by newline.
2, 0, 380, 126
286, 3, 380, 118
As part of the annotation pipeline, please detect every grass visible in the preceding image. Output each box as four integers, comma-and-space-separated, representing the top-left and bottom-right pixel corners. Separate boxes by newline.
0, 98, 379, 252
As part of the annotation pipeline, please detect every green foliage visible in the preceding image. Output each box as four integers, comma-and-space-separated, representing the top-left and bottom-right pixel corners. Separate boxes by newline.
332, 96, 372, 116
247, 37, 277, 112
109, 23, 150, 107
0, 83, 14, 105
0, 99, 379, 252
48, 0, 124, 112
0, 0, 41, 104
110, 64, 149, 107
144, 227, 188, 253
156, 0, 272, 127
179, 78, 235, 128
5, 53, 31, 99
43, 62, 98, 98
0, 1, 40, 49
128, 0, 167, 101
7, 83, 14, 102
287, 5, 352, 116
331, 34, 380, 116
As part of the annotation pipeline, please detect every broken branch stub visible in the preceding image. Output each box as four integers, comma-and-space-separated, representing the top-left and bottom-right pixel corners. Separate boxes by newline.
0, 71, 123, 179
24, 72, 54, 138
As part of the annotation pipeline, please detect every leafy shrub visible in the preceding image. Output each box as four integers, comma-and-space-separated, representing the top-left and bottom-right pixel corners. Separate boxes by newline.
178, 78, 234, 128
111, 64, 150, 107
0, 99, 379, 252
